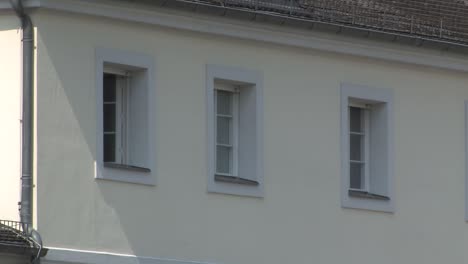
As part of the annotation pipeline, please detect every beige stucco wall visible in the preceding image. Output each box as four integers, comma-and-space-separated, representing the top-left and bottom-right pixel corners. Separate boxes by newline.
0, 14, 22, 222
34, 9, 468, 264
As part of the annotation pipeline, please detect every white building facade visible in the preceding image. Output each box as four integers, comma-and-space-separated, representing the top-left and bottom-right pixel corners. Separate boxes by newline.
2, 0, 468, 263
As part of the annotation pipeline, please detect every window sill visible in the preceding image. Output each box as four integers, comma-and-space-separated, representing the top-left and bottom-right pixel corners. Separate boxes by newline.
104, 162, 151, 173
348, 190, 390, 201
215, 174, 259, 186
96, 162, 155, 186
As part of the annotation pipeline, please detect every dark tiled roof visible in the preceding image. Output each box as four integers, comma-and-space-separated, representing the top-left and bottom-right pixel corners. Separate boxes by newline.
177, 0, 468, 45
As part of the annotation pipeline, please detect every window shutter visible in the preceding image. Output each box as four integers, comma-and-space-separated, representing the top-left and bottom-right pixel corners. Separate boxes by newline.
369, 103, 389, 197
238, 86, 258, 182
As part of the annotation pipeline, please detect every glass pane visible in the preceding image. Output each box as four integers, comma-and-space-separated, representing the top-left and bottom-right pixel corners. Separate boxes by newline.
104, 134, 116, 162
349, 107, 362, 133
350, 134, 363, 161
103, 74, 116, 102
350, 162, 364, 190
103, 104, 116, 132
217, 116, 231, 145
216, 145, 231, 174
216, 90, 232, 115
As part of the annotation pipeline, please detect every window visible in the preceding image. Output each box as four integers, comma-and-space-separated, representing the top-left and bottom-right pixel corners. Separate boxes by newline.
348, 104, 370, 193
341, 83, 394, 212
95, 48, 155, 185
103, 71, 129, 165
215, 85, 239, 181
207, 65, 264, 197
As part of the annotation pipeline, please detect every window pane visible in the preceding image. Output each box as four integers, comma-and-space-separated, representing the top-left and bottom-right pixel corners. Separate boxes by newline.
104, 134, 116, 162
350, 134, 363, 161
350, 162, 364, 190
349, 107, 362, 133
216, 145, 231, 174
103, 104, 116, 132
217, 116, 231, 145
103, 74, 116, 102
216, 90, 232, 115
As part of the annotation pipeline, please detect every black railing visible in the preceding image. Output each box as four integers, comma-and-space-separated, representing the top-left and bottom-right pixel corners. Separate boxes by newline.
0, 220, 34, 248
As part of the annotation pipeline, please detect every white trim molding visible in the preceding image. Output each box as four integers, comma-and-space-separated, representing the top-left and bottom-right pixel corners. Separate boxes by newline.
43, 248, 216, 264
13, 0, 468, 73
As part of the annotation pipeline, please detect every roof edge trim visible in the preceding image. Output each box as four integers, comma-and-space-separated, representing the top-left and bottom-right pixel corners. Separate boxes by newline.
12, 0, 468, 72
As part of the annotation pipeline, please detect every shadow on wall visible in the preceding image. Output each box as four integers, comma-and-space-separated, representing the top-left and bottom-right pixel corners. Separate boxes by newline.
33, 16, 269, 262
33, 17, 202, 261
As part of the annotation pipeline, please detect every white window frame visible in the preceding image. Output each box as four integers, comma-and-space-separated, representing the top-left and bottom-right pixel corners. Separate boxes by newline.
348, 102, 371, 192
95, 47, 156, 186
341, 83, 395, 212
214, 85, 239, 177
103, 69, 130, 165
206, 64, 264, 197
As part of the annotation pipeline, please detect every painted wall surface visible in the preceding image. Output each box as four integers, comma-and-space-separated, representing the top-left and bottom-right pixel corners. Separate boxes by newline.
34, 9, 468, 264
0, 14, 22, 222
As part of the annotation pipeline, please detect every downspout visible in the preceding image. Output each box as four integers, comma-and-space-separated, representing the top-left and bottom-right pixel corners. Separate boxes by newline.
10, 0, 43, 263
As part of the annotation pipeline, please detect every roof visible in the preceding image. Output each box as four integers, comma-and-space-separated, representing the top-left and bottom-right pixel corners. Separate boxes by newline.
172, 0, 468, 46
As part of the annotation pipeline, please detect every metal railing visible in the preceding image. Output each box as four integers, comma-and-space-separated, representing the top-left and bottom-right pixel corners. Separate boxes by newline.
175, 0, 468, 46
0, 220, 34, 248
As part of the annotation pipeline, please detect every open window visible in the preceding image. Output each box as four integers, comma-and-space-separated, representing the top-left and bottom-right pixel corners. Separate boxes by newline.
341, 83, 394, 212
207, 65, 264, 197
96, 48, 155, 185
